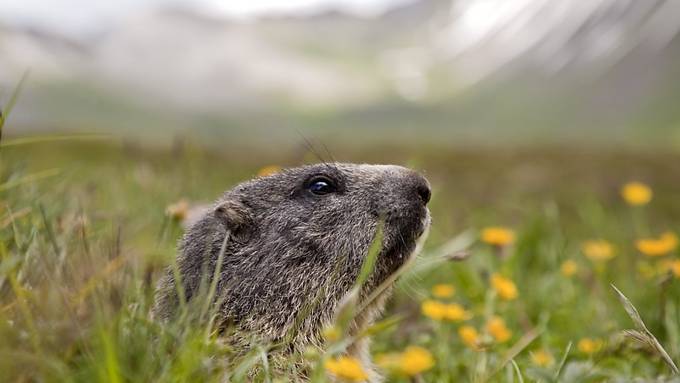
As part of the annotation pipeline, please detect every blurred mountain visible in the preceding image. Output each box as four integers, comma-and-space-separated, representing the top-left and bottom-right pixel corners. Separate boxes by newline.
1, 0, 680, 146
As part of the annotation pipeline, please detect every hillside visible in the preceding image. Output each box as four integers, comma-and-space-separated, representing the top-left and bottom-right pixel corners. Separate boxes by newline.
1, 0, 680, 147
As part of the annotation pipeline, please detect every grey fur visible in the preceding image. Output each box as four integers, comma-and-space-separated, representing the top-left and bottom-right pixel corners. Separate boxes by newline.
153, 163, 431, 376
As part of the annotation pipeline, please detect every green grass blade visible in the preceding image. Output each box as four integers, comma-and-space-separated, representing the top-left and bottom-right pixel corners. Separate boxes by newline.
511, 359, 525, 383
612, 284, 679, 375
553, 341, 572, 382
0, 71, 29, 146
0, 168, 61, 192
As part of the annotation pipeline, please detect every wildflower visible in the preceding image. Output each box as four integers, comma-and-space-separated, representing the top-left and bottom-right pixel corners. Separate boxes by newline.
444, 303, 473, 322
325, 356, 368, 382
431, 284, 455, 298
530, 349, 554, 367
490, 273, 518, 300
421, 300, 447, 321
481, 227, 515, 246
422, 300, 471, 322
560, 259, 578, 277
577, 338, 603, 354
582, 240, 615, 262
399, 346, 435, 376
165, 199, 189, 221
485, 316, 512, 343
323, 326, 341, 342
459, 325, 480, 350
636, 232, 678, 257
257, 165, 282, 177
621, 182, 652, 206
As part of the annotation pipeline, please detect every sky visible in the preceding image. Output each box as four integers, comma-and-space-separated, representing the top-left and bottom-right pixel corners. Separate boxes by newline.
0, 0, 410, 35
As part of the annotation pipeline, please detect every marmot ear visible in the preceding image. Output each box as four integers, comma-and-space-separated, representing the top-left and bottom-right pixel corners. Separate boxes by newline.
213, 199, 252, 234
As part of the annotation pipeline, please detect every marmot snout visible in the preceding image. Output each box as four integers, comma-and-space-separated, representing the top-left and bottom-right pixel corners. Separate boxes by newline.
154, 163, 431, 373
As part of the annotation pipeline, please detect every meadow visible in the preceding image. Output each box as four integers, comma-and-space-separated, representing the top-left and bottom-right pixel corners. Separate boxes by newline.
1, 138, 680, 382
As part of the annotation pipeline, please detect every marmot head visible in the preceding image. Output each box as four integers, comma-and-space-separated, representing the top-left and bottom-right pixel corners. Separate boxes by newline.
215, 163, 430, 287
155, 163, 431, 348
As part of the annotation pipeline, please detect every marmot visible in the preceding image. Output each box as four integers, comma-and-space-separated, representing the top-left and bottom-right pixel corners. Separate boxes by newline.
153, 163, 431, 378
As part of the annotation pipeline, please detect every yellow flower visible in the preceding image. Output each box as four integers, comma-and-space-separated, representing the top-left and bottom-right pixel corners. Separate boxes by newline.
323, 326, 341, 342
431, 284, 455, 298
485, 316, 512, 343
399, 346, 435, 376
560, 260, 578, 277
481, 227, 515, 246
422, 300, 471, 322
636, 232, 678, 257
530, 349, 554, 367
490, 273, 518, 300
325, 356, 368, 382
582, 240, 615, 262
444, 303, 473, 322
257, 165, 282, 177
459, 326, 480, 350
621, 182, 652, 206
577, 338, 603, 354
165, 199, 189, 221
421, 300, 447, 321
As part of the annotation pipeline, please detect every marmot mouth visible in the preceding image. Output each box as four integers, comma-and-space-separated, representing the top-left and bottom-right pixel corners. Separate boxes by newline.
381, 208, 430, 267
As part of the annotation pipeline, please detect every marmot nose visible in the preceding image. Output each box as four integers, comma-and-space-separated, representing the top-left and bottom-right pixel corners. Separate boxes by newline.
410, 174, 431, 205
417, 183, 431, 205
416, 183, 431, 205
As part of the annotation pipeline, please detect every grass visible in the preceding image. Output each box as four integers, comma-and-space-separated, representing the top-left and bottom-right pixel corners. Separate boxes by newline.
1, 138, 680, 382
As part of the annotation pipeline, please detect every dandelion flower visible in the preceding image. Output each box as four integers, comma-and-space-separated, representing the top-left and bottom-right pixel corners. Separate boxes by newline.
582, 240, 615, 262
577, 338, 603, 355
621, 182, 652, 206
490, 273, 518, 300
560, 260, 578, 277
257, 165, 282, 177
458, 326, 480, 350
444, 303, 473, 322
421, 299, 472, 322
481, 227, 515, 246
325, 356, 368, 382
323, 326, 341, 342
431, 284, 455, 298
530, 349, 554, 367
485, 316, 512, 343
399, 346, 435, 376
636, 232, 678, 257
421, 300, 447, 321
165, 199, 189, 222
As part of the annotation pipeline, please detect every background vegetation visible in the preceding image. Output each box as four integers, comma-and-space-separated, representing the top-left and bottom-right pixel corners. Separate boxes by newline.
1, 138, 679, 382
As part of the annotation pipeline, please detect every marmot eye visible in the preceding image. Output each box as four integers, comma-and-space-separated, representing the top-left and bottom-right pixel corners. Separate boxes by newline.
307, 177, 337, 195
